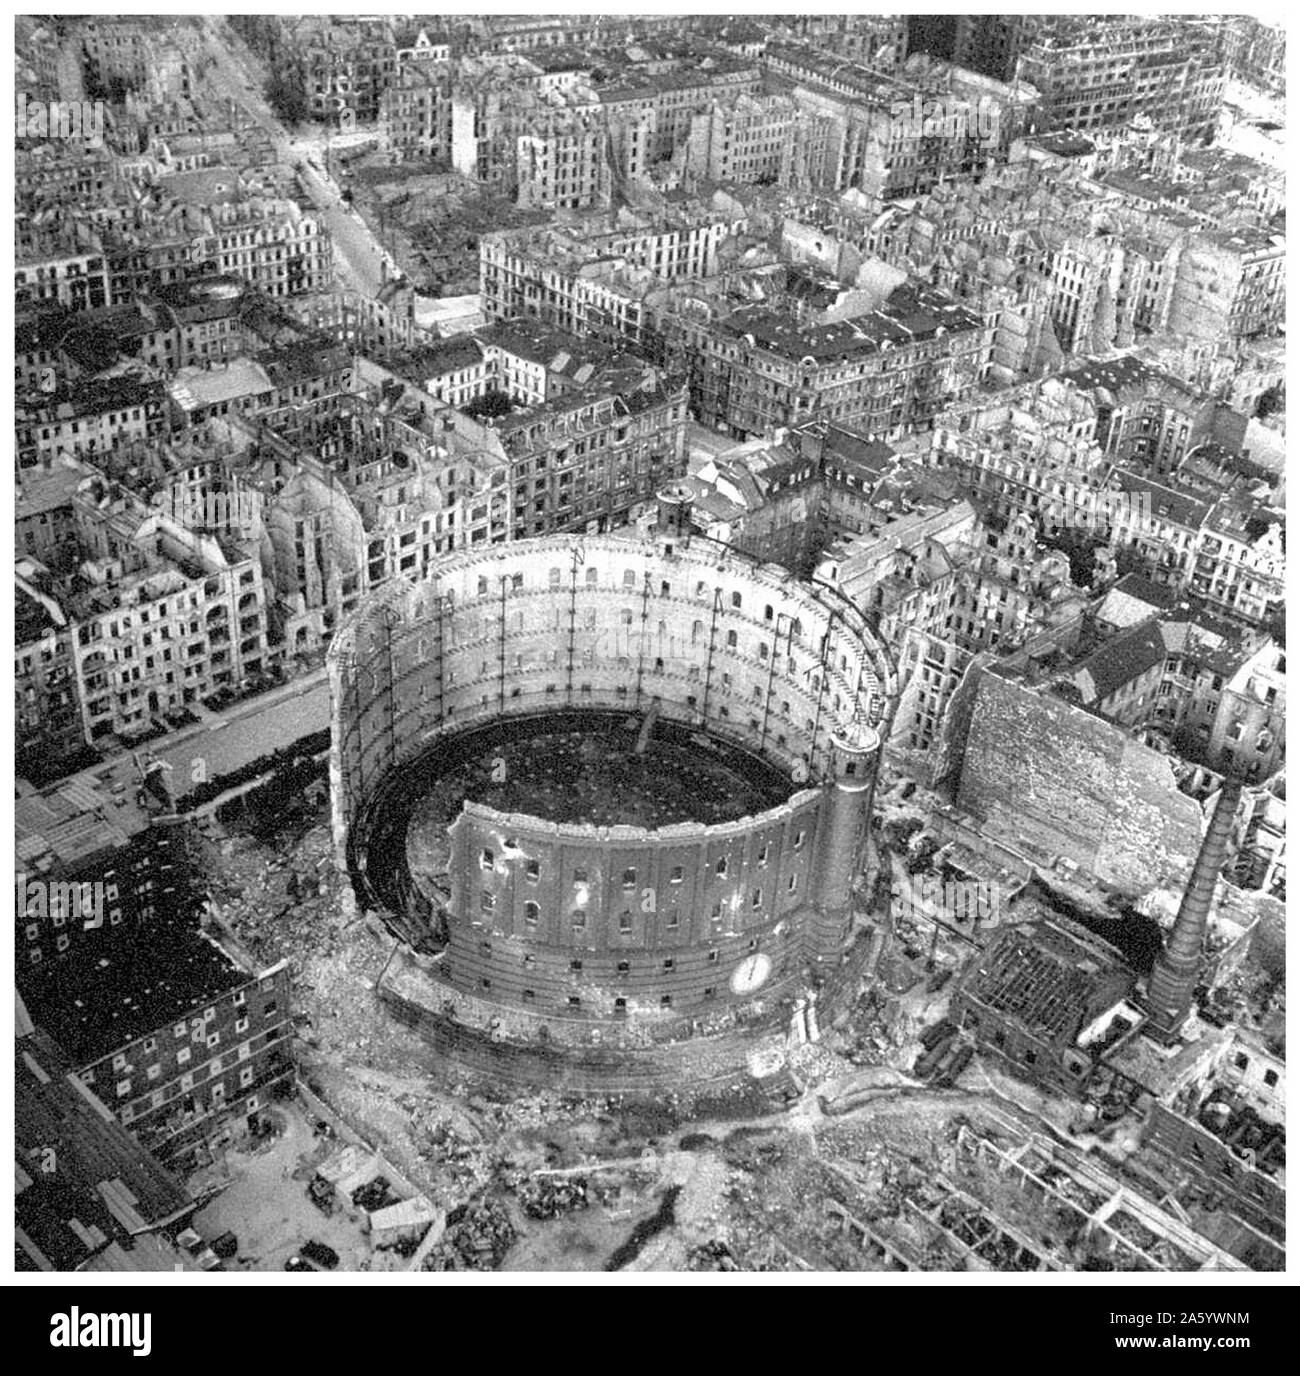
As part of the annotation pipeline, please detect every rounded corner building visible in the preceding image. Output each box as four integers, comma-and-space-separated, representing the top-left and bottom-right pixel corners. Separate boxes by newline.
328, 490, 898, 1097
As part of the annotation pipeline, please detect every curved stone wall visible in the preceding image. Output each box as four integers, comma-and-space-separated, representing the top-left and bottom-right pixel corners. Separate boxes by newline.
330, 531, 895, 845
443, 790, 824, 1017
328, 527, 898, 1083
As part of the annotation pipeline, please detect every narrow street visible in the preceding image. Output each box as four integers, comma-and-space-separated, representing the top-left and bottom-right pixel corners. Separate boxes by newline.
187, 16, 395, 299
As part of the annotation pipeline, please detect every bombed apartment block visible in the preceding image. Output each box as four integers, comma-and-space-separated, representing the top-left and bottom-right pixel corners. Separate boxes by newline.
682, 94, 839, 191
15, 761, 205, 972
15, 475, 271, 746
1017, 17, 1224, 141
691, 281, 992, 442
679, 421, 908, 577
19, 916, 293, 1172
480, 208, 744, 330
16, 377, 167, 474
1142, 1083, 1284, 1268
16, 1016, 199, 1272
15, 576, 84, 781
762, 43, 1035, 199
1216, 16, 1286, 97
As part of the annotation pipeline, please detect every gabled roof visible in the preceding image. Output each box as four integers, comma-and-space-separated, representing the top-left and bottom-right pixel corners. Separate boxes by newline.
1072, 619, 1167, 701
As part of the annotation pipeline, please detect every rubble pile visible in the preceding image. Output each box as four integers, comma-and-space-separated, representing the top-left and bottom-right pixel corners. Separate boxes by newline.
686, 1240, 739, 1271
588, 1173, 652, 1212
479, 1092, 588, 1136
786, 1040, 845, 1085
962, 1165, 1085, 1259
347, 162, 549, 293
421, 1193, 516, 1271
510, 1173, 590, 1221
412, 1113, 490, 1192
1203, 963, 1285, 1043
1037, 1164, 1108, 1214
351, 1176, 400, 1213
834, 989, 912, 1066
198, 823, 346, 968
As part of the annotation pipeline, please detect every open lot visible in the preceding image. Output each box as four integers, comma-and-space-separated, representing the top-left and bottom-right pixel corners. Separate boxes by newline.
192, 1099, 374, 1272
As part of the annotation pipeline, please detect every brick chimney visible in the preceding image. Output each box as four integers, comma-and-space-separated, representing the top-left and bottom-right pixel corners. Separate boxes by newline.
1145, 778, 1243, 1044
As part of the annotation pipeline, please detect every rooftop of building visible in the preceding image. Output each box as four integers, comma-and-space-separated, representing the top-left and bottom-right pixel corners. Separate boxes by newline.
15, 773, 142, 871
524, 43, 598, 74
408, 335, 486, 379
826, 497, 978, 579
1026, 131, 1097, 158
1062, 352, 1191, 401
1099, 168, 1191, 204
479, 316, 608, 373
485, 375, 680, 452
19, 374, 165, 425
156, 165, 245, 207
1160, 611, 1269, 678
16, 1024, 193, 1271
15, 454, 92, 522
1102, 571, 1181, 614
261, 337, 351, 390
817, 423, 899, 480
1025, 15, 1215, 54
1104, 1015, 1231, 1098
595, 57, 757, 102
1204, 492, 1285, 544
1070, 618, 1168, 701
169, 358, 274, 411
719, 280, 983, 362
1178, 442, 1278, 496
56, 306, 165, 373
415, 293, 488, 335
15, 300, 76, 355
19, 918, 250, 1065
1196, 224, 1285, 254
1108, 469, 1211, 530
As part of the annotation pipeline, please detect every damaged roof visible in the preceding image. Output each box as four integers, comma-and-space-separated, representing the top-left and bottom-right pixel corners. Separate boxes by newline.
959, 916, 1135, 1050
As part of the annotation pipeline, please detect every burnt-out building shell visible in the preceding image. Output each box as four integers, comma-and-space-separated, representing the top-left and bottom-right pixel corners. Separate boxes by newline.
329, 508, 897, 1093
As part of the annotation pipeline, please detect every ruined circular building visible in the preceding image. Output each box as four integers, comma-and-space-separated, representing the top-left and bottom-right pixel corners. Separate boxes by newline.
329, 495, 897, 1097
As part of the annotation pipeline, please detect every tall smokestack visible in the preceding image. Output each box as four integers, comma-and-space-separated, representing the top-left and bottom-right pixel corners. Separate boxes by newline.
1145, 779, 1243, 1044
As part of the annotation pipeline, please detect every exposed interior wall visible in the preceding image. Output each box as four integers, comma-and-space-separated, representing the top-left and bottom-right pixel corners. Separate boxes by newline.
948, 666, 1204, 894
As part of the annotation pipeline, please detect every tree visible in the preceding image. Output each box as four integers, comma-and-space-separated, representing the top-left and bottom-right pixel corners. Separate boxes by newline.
1039, 524, 1108, 589
266, 63, 310, 127
1255, 383, 1285, 419
462, 389, 514, 420
228, 15, 283, 63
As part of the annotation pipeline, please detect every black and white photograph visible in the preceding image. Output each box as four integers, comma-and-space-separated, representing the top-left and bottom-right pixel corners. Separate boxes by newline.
8, 5, 1290, 1315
